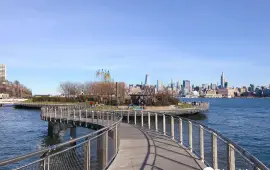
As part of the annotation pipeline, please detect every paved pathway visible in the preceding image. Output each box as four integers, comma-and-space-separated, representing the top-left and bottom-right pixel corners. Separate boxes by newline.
109, 123, 206, 170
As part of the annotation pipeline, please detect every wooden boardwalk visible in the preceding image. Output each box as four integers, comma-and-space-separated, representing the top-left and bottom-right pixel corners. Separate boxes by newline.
109, 123, 206, 170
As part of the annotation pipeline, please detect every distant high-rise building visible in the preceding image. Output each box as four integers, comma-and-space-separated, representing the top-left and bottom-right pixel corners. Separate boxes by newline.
0, 64, 6, 81
157, 80, 161, 91
250, 84, 255, 92
177, 80, 181, 90
211, 83, 217, 90
171, 79, 174, 89
221, 72, 225, 88
145, 74, 149, 86
224, 82, 228, 88
183, 80, 191, 92
202, 84, 208, 89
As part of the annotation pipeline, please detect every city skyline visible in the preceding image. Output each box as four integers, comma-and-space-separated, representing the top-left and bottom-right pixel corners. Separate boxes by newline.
1, 0, 270, 94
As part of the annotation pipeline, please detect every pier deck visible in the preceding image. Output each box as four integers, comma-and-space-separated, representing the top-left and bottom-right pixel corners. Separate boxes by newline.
109, 123, 206, 170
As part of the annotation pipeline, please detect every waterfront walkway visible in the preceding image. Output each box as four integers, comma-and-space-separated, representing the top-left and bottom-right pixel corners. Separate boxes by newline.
109, 123, 206, 170
1, 107, 268, 170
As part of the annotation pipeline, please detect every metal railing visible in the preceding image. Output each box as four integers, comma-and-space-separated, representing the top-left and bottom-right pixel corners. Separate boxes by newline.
0, 107, 268, 170
122, 110, 269, 170
0, 106, 122, 170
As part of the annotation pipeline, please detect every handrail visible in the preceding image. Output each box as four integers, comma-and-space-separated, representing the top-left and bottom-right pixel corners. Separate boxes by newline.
176, 115, 268, 170
0, 106, 122, 169
139, 110, 268, 170
0, 121, 119, 166
1, 106, 268, 170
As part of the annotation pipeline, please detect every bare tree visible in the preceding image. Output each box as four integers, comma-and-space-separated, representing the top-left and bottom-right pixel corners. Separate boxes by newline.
59, 82, 77, 97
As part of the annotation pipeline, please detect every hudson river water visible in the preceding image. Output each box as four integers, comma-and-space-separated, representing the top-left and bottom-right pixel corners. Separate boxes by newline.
0, 98, 269, 167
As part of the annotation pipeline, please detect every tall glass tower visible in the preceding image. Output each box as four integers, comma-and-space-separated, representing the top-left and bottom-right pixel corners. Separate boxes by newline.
221, 72, 225, 88
145, 74, 149, 86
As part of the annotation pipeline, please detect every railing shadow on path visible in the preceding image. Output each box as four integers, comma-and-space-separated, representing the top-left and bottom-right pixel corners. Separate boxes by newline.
137, 127, 204, 170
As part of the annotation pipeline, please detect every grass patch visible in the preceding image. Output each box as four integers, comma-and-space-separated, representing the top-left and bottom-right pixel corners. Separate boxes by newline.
177, 102, 193, 109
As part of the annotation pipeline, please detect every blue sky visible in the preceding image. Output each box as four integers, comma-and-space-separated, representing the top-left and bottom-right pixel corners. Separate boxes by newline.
1, 0, 270, 94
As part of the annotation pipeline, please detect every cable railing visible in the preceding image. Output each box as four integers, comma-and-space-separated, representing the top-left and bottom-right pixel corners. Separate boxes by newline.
122, 110, 269, 170
0, 106, 268, 170
0, 106, 122, 170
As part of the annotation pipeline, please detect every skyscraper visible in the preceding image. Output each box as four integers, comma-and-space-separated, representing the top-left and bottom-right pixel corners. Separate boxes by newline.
221, 72, 225, 88
224, 82, 228, 89
157, 80, 161, 91
183, 80, 191, 92
177, 80, 181, 90
145, 74, 149, 86
171, 79, 174, 89
0, 64, 6, 81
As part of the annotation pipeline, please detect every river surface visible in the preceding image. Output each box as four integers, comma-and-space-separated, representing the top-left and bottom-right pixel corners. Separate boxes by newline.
0, 107, 93, 161
0, 98, 270, 168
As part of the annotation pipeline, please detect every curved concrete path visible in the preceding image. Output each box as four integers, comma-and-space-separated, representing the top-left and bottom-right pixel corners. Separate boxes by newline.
109, 123, 206, 170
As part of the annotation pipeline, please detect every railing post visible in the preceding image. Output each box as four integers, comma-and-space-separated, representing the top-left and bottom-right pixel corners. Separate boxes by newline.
50, 109, 52, 121
212, 132, 218, 169
103, 111, 105, 125
134, 111, 137, 125
67, 109, 69, 123
163, 114, 166, 135
79, 110, 82, 122
105, 131, 109, 166
155, 113, 158, 131
115, 124, 118, 151
148, 112, 151, 129
85, 110, 88, 122
188, 121, 193, 151
227, 143, 235, 170
88, 139, 91, 169
127, 111, 130, 124
60, 108, 62, 123
40, 158, 46, 170
112, 111, 115, 122
54, 108, 56, 122
141, 111, 144, 127
179, 118, 183, 144
47, 156, 50, 170
171, 116, 174, 140
92, 111, 94, 123
73, 109, 75, 124
97, 111, 99, 124
46, 108, 48, 120
84, 140, 89, 170
107, 112, 110, 126
200, 125, 204, 162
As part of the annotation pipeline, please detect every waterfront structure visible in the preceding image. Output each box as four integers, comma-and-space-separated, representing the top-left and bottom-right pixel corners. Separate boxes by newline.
203, 90, 222, 98
217, 88, 235, 98
0, 64, 6, 81
0, 93, 9, 99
